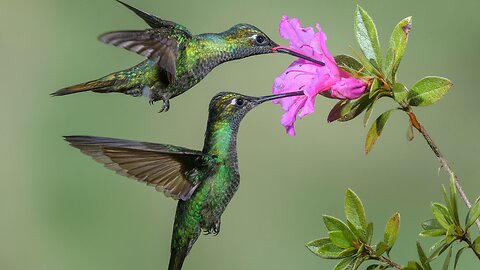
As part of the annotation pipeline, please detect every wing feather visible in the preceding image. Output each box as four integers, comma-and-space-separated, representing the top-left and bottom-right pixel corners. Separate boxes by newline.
65, 136, 204, 201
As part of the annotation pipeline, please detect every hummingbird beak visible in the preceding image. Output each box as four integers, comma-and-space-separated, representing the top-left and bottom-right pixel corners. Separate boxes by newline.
255, 90, 304, 104
273, 47, 325, 66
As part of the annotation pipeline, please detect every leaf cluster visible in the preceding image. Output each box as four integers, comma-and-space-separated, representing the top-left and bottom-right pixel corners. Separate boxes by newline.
328, 5, 453, 154
306, 189, 401, 269
405, 177, 480, 269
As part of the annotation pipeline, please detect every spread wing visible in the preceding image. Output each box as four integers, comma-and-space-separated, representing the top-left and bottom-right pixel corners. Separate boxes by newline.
99, 1, 192, 84
99, 29, 183, 84
65, 136, 205, 201
115, 0, 192, 35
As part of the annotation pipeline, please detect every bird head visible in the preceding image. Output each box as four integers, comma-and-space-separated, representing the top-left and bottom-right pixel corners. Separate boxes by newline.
207, 91, 304, 126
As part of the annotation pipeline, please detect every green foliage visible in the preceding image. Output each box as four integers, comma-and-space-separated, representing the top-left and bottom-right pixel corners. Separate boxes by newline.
417, 176, 480, 267
384, 213, 400, 255
392, 83, 408, 104
408, 77, 453, 106
465, 197, 480, 230
345, 189, 368, 240
307, 181, 480, 269
354, 5, 382, 71
385, 17, 412, 82
306, 189, 403, 269
310, 5, 478, 270
365, 109, 394, 154
329, 6, 452, 157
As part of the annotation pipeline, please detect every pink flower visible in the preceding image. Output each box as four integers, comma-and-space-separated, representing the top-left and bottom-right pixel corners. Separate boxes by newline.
273, 16, 367, 136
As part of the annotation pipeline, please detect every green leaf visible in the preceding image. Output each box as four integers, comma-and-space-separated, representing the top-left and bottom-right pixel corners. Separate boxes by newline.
339, 247, 357, 257
433, 210, 450, 230
392, 82, 408, 103
448, 176, 460, 225
384, 212, 400, 252
422, 219, 444, 230
352, 256, 366, 270
354, 5, 382, 70
316, 242, 352, 259
404, 261, 424, 270
351, 46, 379, 76
419, 229, 447, 237
329, 231, 354, 249
444, 225, 456, 244
473, 236, 480, 254
429, 238, 446, 253
323, 215, 357, 244
363, 92, 381, 127
367, 222, 374, 244
408, 76, 453, 106
416, 242, 433, 270
306, 237, 349, 259
365, 109, 394, 154
356, 243, 365, 255
375, 241, 389, 256
453, 246, 467, 270
465, 196, 480, 230
334, 257, 355, 270
369, 78, 381, 98
385, 17, 412, 81
306, 237, 331, 254
428, 239, 451, 262
345, 189, 368, 239
432, 202, 454, 229
330, 92, 382, 123
442, 247, 452, 270
346, 220, 364, 243
335, 54, 365, 75
366, 265, 380, 270
328, 100, 353, 123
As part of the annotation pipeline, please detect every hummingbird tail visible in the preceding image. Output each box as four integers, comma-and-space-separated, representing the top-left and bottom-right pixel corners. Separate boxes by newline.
51, 79, 116, 96
168, 247, 188, 270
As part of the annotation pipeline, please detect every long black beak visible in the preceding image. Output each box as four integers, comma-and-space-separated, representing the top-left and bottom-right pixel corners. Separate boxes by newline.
255, 90, 304, 104
274, 47, 325, 66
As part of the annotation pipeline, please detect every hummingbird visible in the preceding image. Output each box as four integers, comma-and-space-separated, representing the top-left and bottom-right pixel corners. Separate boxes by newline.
64, 90, 303, 270
51, 0, 323, 112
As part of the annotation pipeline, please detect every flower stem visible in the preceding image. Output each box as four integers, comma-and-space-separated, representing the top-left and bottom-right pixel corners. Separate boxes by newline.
406, 110, 480, 231
377, 255, 403, 269
364, 244, 403, 269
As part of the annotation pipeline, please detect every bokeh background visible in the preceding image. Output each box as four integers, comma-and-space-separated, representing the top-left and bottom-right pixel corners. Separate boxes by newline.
1, 0, 479, 269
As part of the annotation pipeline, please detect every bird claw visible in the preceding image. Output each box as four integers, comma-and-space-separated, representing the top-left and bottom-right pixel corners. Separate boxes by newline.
158, 98, 170, 113
149, 94, 171, 112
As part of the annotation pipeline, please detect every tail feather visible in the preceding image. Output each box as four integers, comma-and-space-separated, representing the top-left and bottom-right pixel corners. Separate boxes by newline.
168, 247, 188, 270
51, 79, 116, 96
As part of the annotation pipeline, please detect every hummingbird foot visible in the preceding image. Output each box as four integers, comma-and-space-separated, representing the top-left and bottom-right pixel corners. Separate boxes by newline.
158, 95, 171, 113
148, 93, 171, 112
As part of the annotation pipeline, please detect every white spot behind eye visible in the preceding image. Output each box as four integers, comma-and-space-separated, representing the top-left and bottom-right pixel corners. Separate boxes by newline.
231, 98, 237, 105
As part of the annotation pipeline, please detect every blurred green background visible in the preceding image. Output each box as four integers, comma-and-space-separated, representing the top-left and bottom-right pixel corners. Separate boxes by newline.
1, 0, 479, 269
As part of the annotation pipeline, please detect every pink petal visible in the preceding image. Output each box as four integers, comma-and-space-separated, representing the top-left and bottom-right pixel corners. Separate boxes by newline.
280, 96, 307, 136
279, 16, 316, 50
330, 78, 367, 99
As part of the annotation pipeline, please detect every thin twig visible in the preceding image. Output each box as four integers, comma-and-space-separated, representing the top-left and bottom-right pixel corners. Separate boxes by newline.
463, 236, 480, 260
406, 110, 480, 231
377, 255, 403, 269
364, 244, 403, 269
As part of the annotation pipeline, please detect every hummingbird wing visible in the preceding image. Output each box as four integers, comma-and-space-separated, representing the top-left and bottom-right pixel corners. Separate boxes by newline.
65, 136, 206, 201
99, 29, 187, 84
115, 0, 192, 35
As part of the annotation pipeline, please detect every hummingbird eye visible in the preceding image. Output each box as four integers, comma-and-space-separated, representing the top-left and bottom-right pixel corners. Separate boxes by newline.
231, 98, 245, 106
254, 35, 267, 45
